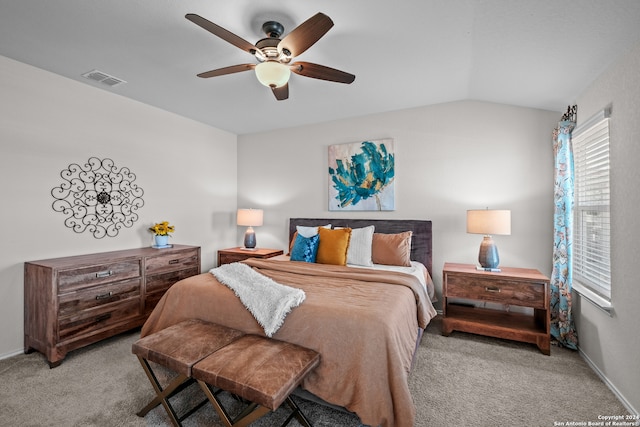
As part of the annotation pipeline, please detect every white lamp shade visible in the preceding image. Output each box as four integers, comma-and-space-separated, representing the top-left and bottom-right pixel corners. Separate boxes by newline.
255, 61, 290, 88
237, 209, 263, 227
467, 209, 511, 235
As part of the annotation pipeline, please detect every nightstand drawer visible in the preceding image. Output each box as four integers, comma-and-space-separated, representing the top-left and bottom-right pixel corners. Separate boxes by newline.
217, 248, 284, 266
446, 275, 546, 308
219, 253, 255, 264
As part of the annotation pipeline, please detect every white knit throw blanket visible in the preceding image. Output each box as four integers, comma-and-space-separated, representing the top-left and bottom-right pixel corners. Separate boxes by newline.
209, 262, 306, 337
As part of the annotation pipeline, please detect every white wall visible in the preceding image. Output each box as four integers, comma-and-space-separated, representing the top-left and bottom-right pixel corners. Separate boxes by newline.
574, 42, 640, 414
0, 55, 238, 358
237, 100, 559, 303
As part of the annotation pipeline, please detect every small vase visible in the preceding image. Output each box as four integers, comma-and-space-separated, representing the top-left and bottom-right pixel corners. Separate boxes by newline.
154, 235, 169, 247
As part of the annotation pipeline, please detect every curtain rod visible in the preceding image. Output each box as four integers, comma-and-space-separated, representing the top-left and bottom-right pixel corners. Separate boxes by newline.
561, 105, 577, 122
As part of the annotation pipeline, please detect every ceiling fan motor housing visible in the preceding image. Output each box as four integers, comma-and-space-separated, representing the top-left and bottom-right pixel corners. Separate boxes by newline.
262, 21, 284, 38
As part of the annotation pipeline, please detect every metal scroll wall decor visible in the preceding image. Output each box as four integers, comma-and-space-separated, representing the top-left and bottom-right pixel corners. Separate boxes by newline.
51, 157, 145, 238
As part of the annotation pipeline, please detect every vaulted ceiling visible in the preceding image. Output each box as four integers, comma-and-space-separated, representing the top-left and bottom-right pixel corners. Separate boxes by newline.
2, 1, 640, 135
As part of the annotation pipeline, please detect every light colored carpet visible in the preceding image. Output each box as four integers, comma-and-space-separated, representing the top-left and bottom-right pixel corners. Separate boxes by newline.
0, 318, 629, 426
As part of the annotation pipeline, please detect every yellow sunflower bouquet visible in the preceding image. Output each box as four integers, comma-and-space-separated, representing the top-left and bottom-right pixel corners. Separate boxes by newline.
149, 221, 175, 236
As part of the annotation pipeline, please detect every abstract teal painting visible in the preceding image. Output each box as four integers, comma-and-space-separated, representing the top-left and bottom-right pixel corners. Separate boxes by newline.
328, 139, 395, 211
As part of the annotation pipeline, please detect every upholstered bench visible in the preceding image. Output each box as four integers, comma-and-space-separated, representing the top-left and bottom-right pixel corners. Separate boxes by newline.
132, 319, 245, 426
132, 319, 320, 427
192, 334, 320, 427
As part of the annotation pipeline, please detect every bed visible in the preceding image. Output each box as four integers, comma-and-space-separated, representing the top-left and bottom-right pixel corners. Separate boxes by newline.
141, 218, 437, 427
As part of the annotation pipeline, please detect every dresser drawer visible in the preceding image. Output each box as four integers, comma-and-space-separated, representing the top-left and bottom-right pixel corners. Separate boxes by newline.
145, 265, 200, 315
58, 300, 141, 341
145, 249, 200, 275
446, 275, 546, 308
58, 278, 141, 342
144, 268, 199, 315
58, 260, 141, 292
58, 278, 141, 317
146, 267, 200, 295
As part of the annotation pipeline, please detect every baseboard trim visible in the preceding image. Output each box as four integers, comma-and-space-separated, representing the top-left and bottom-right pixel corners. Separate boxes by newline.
579, 347, 639, 416
0, 348, 25, 361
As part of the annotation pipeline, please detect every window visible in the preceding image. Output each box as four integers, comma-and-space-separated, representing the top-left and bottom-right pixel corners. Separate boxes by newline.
572, 108, 612, 309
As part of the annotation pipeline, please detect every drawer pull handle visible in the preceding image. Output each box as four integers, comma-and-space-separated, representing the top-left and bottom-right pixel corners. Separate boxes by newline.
485, 286, 501, 293
169, 259, 179, 265
95, 292, 113, 300
95, 270, 113, 278
95, 313, 111, 322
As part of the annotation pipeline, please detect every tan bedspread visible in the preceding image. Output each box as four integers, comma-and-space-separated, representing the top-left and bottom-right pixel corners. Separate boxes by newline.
141, 258, 437, 427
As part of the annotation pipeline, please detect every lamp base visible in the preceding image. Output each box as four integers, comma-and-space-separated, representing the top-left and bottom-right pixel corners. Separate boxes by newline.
478, 235, 500, 269
243, 227, 257, 249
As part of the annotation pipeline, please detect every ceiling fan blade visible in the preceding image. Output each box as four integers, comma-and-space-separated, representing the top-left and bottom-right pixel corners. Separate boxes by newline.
278, 12, 334, 57
186, 14, 258, 56
197, 64, 255, 78
290, 62, 355, 84
271, 84, 289, 101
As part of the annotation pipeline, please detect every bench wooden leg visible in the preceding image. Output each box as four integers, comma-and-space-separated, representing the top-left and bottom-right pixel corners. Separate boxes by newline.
136, 355, 202, 427
196, 380, 314, 427
198, 380, 286, 427
284, 396, 313, 427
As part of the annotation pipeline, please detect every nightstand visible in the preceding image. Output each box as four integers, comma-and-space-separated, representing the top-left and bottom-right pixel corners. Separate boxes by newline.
442, 262, 551, 355
217, 247, 284, 266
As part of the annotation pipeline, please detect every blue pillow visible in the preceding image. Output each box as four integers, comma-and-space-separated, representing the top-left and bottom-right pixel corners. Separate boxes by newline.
290, 233, 320, 263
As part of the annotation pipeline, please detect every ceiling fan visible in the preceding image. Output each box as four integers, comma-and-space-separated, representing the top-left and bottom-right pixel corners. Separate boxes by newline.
185, 12, 355, 100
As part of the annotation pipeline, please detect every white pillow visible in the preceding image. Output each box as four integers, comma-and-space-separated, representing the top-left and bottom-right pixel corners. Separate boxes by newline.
338, 225, 375, 267
296, 224, 331, 238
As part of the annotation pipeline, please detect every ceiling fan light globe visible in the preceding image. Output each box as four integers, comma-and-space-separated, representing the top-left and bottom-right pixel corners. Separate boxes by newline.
255, 61, 290, 88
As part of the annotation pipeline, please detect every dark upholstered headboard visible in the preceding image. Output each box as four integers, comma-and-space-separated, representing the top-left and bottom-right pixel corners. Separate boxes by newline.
288, 218, 433, 276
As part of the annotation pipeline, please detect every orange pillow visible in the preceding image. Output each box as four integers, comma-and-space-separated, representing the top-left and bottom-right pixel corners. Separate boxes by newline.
316, 227, 352, 265
371, 231, 412, 266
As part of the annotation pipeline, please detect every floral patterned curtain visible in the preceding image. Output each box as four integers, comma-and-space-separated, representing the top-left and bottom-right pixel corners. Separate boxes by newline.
550, 106, 579, 349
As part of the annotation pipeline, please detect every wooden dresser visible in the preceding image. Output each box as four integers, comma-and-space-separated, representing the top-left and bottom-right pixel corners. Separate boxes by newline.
24, 244, 200, 367
442, 262, 550, 355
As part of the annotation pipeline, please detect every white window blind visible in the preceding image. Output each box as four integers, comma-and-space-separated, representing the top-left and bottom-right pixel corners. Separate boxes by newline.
572, 109, 611, 302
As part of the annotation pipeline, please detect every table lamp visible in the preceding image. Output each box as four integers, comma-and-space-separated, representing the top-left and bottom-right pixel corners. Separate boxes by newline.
237, 209, 263, 250
467, 209, 511, 270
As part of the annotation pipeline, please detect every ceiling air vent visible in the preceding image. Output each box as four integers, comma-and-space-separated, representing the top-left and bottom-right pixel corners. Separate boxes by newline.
81, 69, 126, 87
